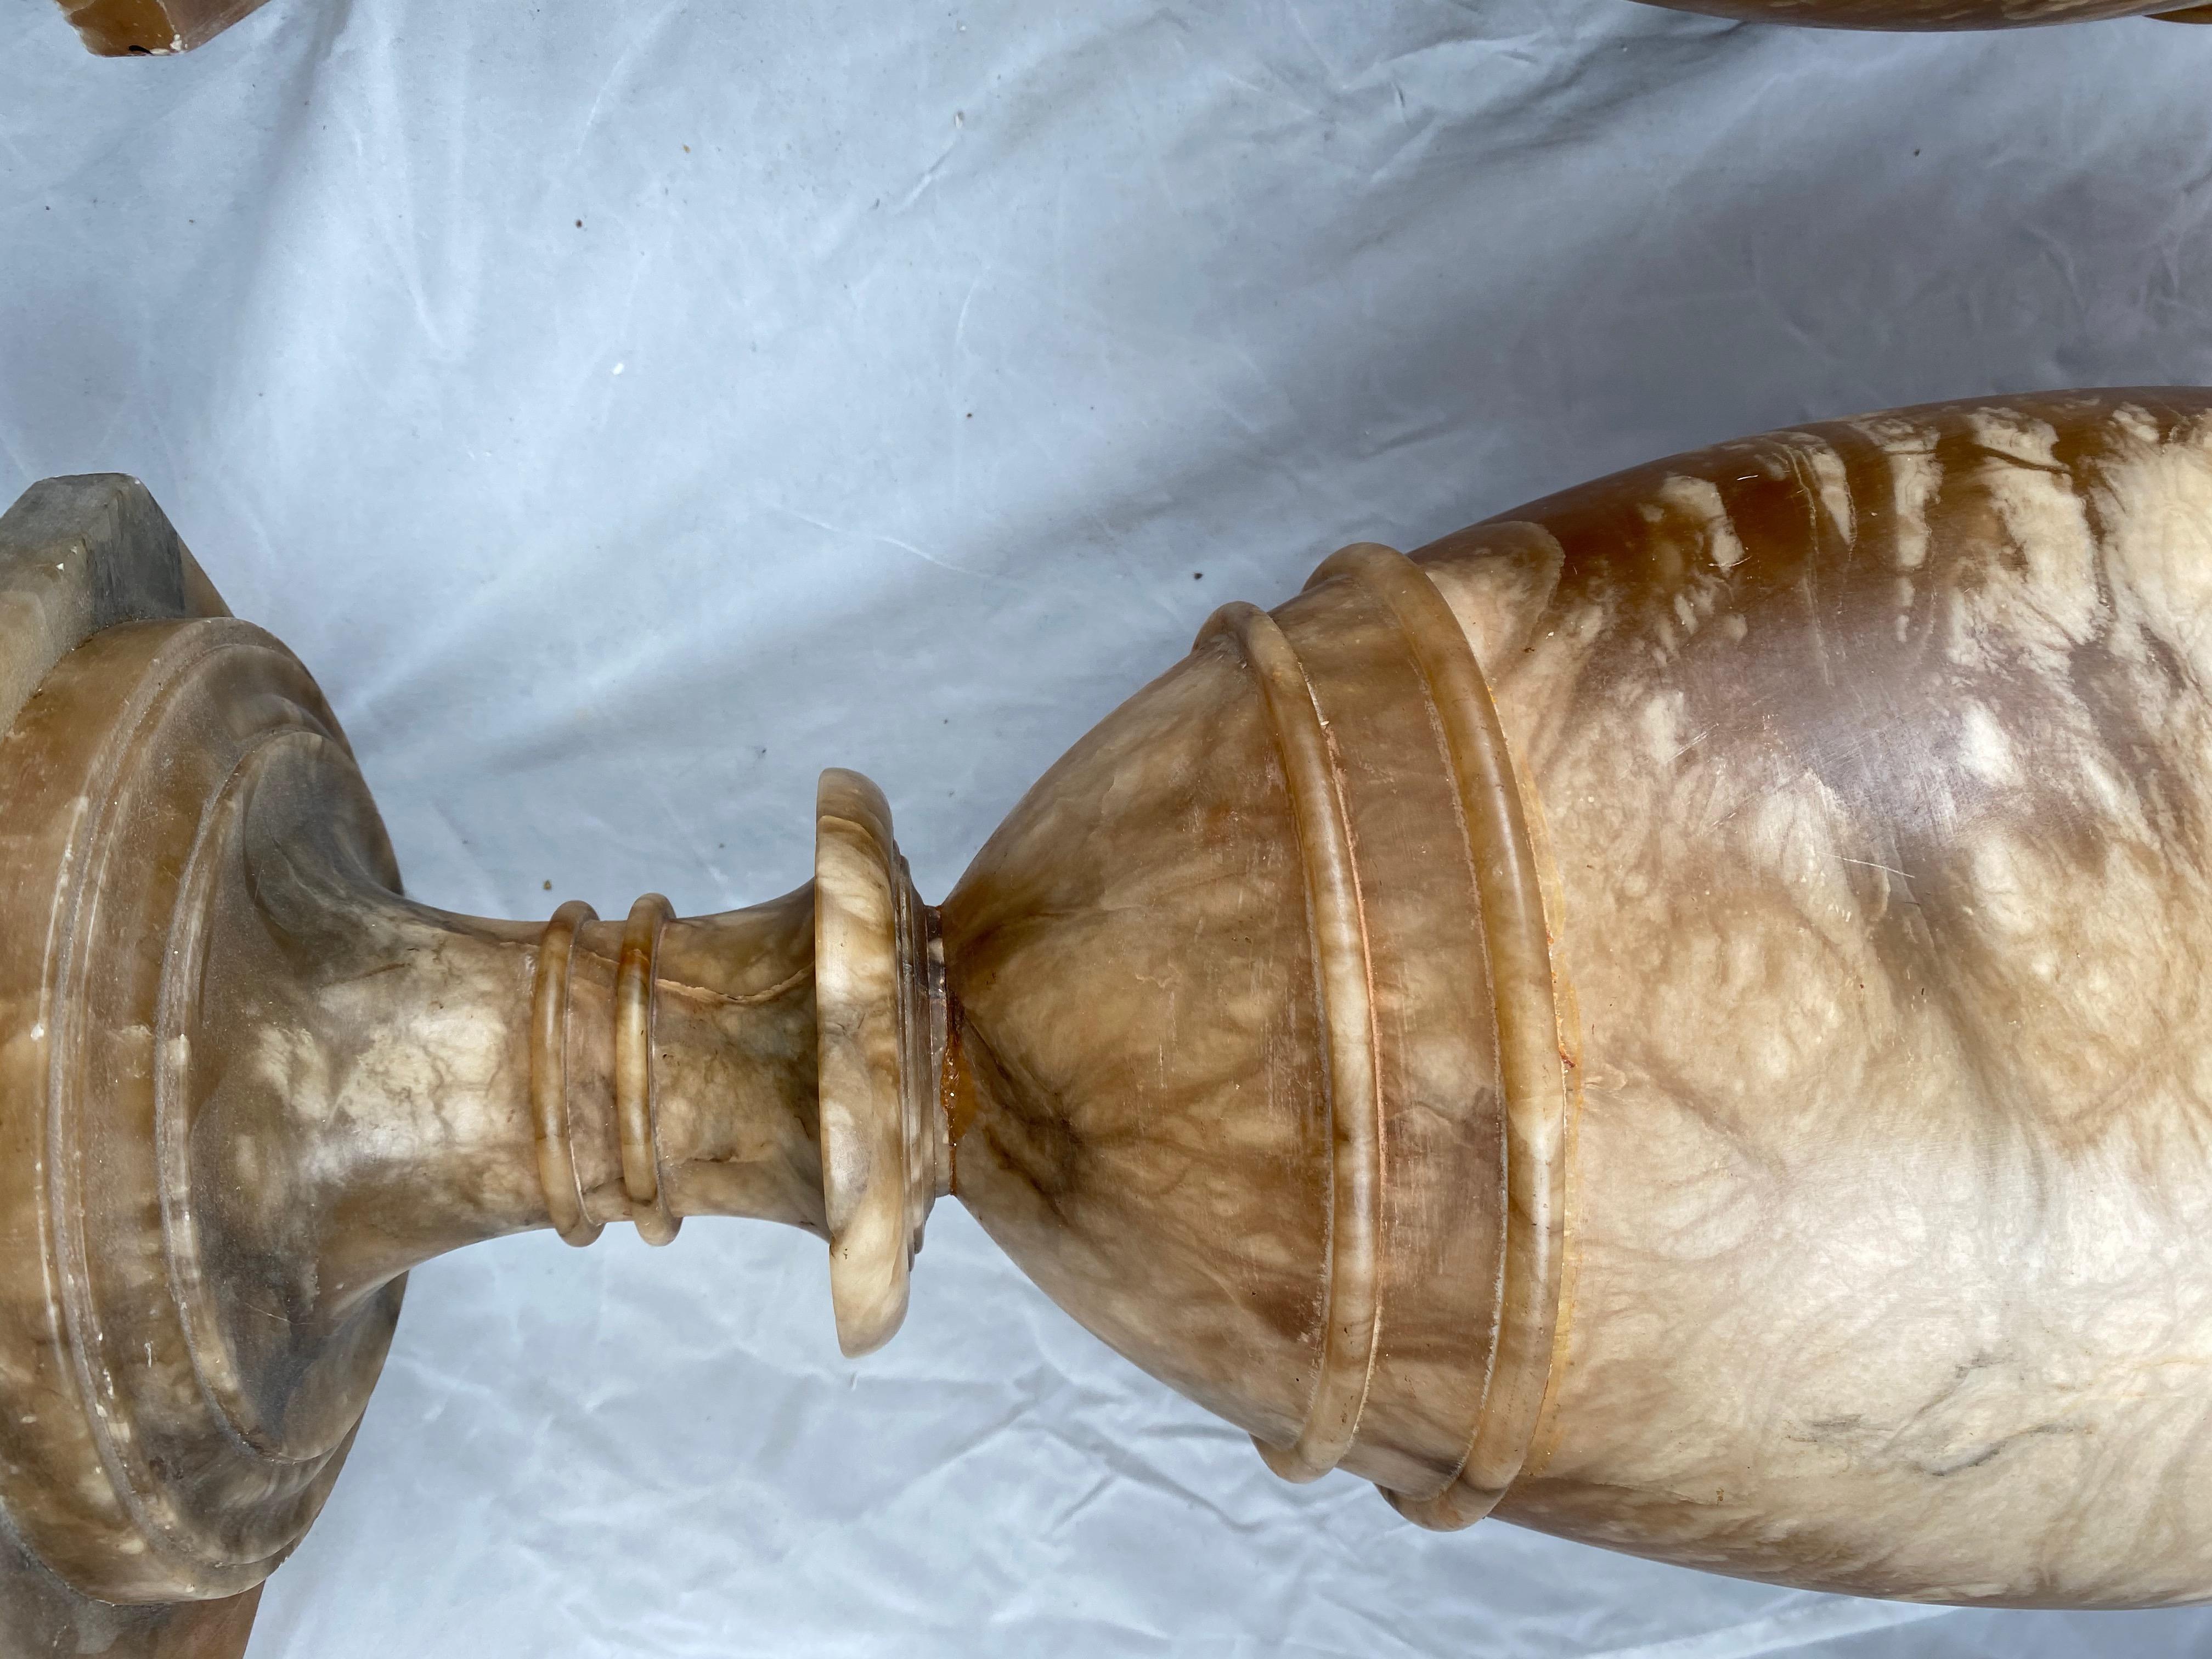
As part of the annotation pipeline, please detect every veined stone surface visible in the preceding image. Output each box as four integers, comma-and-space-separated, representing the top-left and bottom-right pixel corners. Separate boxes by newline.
1426, 388, 2212, 1604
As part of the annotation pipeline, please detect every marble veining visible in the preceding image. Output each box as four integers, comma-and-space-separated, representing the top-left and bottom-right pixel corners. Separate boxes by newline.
1426, 388, 2212, 1604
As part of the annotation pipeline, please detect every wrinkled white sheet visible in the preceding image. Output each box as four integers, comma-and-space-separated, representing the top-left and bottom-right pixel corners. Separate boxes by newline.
6, 0, 2212, 1652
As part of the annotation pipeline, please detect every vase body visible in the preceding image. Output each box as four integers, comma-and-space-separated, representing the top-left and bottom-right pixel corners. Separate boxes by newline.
943, 387, 2212, 1606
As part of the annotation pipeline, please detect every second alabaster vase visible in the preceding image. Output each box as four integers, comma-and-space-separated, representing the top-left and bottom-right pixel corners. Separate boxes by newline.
3, 387, 2212, 1655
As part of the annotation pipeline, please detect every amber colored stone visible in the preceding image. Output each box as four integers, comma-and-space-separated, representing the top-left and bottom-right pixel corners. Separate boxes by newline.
55, 0, 270, 55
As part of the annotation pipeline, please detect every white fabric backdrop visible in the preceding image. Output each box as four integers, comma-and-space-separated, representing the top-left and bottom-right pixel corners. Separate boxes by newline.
6, 0, 2212, 1652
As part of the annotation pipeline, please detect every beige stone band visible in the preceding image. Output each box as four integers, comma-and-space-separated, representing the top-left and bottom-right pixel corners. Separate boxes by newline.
1199, 600, 1386, 1486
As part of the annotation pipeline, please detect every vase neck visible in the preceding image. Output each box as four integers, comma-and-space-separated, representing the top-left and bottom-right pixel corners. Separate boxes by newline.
192, 776, 843, 1317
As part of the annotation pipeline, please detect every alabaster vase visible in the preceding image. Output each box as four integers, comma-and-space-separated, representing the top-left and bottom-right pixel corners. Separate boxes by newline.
4, 386, 2212, 1654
